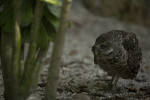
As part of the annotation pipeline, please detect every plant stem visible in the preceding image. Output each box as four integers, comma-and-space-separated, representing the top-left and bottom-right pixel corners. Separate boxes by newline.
44, 0, 72, 100
11, 0, 22, 99
1, 0, 21, 99
1, 32, 13, 100
19, 1, 44, 99
31, 46, 49, 91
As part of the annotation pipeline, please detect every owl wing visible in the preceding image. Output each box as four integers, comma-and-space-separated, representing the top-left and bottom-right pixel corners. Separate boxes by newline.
123, 33, 142, 76
127, 48, 142, 74
123, 33, 138, 51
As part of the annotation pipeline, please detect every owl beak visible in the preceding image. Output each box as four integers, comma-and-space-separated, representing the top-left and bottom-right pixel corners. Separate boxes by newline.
105, 49, 113, 55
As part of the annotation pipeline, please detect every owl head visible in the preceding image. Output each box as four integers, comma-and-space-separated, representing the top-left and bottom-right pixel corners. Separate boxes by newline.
92, 34, 125, 64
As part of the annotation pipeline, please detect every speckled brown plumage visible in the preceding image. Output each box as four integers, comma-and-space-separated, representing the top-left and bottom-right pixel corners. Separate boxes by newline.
92, 30, 142, 88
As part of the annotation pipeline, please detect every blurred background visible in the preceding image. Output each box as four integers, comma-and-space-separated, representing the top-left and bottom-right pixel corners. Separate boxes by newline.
83, 0, 150, 26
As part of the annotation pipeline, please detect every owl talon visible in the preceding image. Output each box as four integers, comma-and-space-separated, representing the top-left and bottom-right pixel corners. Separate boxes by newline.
111, 74, 120, 90
110, 74, 115, 83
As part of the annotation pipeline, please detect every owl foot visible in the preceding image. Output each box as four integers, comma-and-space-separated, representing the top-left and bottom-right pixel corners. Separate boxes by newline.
111, 74, 120, 90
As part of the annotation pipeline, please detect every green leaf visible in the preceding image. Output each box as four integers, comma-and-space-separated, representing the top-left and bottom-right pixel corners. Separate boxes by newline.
21, 25, 31, 43
41, 16, 57, 42
47, 4, 61, 17
0, 0, 13, 32
3, 18, 13, 32
43, 6, 59, 28
40, 0, 60, 6
21, 0, 33, 26
21, 22, 49, 50
37, 24, 49, 49
0, 0, 4, 5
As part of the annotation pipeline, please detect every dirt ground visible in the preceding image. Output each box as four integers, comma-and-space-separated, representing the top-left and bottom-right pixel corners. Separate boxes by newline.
0, 0, 150, 100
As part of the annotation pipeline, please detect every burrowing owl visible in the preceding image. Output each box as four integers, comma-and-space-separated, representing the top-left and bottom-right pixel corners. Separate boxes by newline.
92, 30, 142, 88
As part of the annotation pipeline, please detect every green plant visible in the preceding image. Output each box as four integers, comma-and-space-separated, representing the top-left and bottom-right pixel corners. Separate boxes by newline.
0, 0, 70, 99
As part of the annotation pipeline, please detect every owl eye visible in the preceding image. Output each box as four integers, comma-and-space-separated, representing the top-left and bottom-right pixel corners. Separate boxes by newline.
100, 43, 107, 49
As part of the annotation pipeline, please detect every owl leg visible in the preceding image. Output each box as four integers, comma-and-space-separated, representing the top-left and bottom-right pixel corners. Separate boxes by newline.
110, 74, 115, 83
112, 74, 120, 90
128, 79, 134, 86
